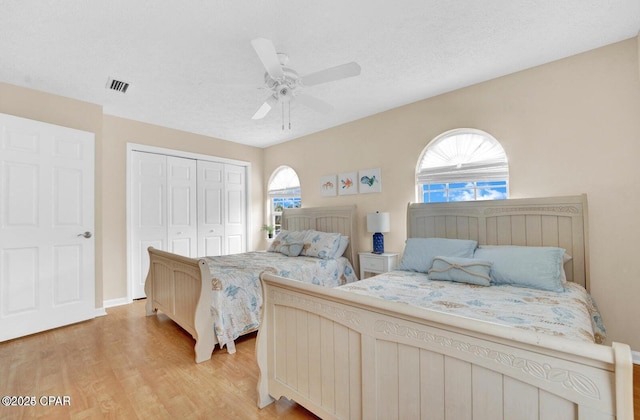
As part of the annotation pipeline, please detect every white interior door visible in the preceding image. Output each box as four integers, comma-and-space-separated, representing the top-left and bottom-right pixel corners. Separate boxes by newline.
225, 164, 246, 254
167, 156, 197, 257
130, 151, 167, 300
197, 160, 224, 256
0, 113, 95, 341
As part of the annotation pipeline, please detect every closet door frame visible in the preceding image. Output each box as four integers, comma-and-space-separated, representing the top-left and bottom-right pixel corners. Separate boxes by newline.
126, 143, 251, 302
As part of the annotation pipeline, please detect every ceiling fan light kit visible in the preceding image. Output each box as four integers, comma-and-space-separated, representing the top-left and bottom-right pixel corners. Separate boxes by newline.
250, 37, 361, 130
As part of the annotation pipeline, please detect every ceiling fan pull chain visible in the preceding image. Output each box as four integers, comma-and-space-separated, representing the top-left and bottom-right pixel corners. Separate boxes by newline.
288, 101, 291, 130
281, 102, 285, 131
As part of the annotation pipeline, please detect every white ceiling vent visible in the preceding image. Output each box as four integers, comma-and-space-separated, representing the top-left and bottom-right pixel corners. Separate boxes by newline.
106, 77, 130, 94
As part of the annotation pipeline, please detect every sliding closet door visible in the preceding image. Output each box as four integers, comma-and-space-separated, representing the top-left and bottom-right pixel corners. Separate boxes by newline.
197, 161, 224, 256
131, 153, 198, 299
197, 161, 247, 256
129, 148, 248, 299
167, 156, 197, 257
130, 152, 167, 299
224, 164, 246, 254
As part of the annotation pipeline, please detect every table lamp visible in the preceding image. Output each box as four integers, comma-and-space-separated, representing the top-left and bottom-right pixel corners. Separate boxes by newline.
367, 211, 390, 254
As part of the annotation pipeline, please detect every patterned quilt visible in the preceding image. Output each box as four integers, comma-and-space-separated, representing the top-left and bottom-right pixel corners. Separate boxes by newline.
337, 270, 605, 344
202, 251, 357, 350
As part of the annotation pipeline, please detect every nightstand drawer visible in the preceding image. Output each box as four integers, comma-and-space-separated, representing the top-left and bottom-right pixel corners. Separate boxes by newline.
360, 255, 385, 271
358, 252, 399, 279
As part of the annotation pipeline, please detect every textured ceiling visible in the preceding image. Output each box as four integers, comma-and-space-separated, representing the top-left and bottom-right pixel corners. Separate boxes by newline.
1, 1, 639, 148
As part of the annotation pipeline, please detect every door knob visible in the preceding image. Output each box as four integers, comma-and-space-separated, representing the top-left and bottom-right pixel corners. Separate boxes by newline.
77, 231, 92, 238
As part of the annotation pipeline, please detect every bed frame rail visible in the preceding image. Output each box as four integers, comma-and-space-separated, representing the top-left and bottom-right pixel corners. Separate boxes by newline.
257, 274, 634, 419
145, 247, 218, 362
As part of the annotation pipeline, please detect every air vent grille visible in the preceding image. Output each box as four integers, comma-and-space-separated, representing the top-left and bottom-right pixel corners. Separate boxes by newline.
106, 77, 130, 94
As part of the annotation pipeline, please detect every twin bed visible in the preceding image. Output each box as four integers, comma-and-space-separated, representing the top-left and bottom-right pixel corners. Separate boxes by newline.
256, 195, 634, 419
144, 205, 359, 362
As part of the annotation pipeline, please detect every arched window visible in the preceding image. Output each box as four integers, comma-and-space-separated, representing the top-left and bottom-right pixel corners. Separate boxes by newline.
416, 128, 509, 203
268, 166, 301, 233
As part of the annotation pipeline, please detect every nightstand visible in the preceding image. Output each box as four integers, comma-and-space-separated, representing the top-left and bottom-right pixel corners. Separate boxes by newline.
358, 252, 399, 279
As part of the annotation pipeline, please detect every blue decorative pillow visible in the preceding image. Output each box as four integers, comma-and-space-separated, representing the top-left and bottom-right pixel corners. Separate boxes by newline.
267, 229, 289, 252
473, 246, 565, 292
280, 240, 304, 257
428, 256, 492, 286
397, 238, 478, 273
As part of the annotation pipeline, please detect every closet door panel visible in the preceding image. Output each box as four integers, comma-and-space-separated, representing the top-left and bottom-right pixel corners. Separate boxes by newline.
131, 152, 167, 299
167, 157, 197, 258
225, 164, 246, 255
198, 161, 224, 256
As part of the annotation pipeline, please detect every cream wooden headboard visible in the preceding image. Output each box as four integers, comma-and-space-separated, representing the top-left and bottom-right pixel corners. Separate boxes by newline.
282, 205, 359, 276
407, 195, 590, 290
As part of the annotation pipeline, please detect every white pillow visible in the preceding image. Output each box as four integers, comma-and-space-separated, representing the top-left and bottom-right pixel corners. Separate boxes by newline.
302, 230, 341, 259
333, 236, 349, 258
560, 252, 572, 283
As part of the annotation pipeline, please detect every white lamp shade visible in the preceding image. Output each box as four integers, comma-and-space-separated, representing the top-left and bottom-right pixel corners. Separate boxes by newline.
367, 212, 390, 233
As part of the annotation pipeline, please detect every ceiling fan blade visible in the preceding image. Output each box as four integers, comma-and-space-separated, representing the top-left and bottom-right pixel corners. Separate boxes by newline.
251, 38, 284, 80
301, 62, 361, 87
296, 93, 334, 114
251, 95, 278, 120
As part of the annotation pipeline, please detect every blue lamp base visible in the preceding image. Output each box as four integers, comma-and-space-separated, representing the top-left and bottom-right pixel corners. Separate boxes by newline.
372, 232, 384, 254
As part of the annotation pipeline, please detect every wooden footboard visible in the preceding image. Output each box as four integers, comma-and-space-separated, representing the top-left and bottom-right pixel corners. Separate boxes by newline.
145, 247, 217, 363
256, 273, 634, 419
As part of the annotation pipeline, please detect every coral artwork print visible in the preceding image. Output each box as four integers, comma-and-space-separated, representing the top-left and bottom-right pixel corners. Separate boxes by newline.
338, 172, 358, 195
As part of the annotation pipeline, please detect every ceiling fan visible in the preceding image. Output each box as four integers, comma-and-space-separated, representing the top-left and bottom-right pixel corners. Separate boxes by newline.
250, 37, 361, 128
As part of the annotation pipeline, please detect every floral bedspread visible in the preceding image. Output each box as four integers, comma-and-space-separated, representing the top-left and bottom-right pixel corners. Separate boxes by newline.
202, 251, 357, 350
337, 270, 606, 344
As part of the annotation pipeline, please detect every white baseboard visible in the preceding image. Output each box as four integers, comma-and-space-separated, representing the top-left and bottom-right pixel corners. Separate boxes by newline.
94, 307, 107, 317
103, 297, 132, 308
632, 350, 640, 365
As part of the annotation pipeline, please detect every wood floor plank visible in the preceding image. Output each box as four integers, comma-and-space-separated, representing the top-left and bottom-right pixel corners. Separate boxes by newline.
0, 300, 317, 420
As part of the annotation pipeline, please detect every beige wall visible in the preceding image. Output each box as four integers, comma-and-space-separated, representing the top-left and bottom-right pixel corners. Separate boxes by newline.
264, 38, 640, 350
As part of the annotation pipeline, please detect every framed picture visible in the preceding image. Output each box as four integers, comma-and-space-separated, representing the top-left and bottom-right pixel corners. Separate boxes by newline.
358, 168, 381, 193
338, 172, 358, 195
320, 175, 337, 196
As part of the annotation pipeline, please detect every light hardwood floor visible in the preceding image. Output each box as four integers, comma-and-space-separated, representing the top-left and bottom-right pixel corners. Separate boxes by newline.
0, 300, 316, 419
1, 300, 639, 419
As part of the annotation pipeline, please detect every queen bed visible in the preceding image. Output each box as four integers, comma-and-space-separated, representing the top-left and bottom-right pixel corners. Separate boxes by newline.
256, 195, 634, 419
144, 205, 359, 363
